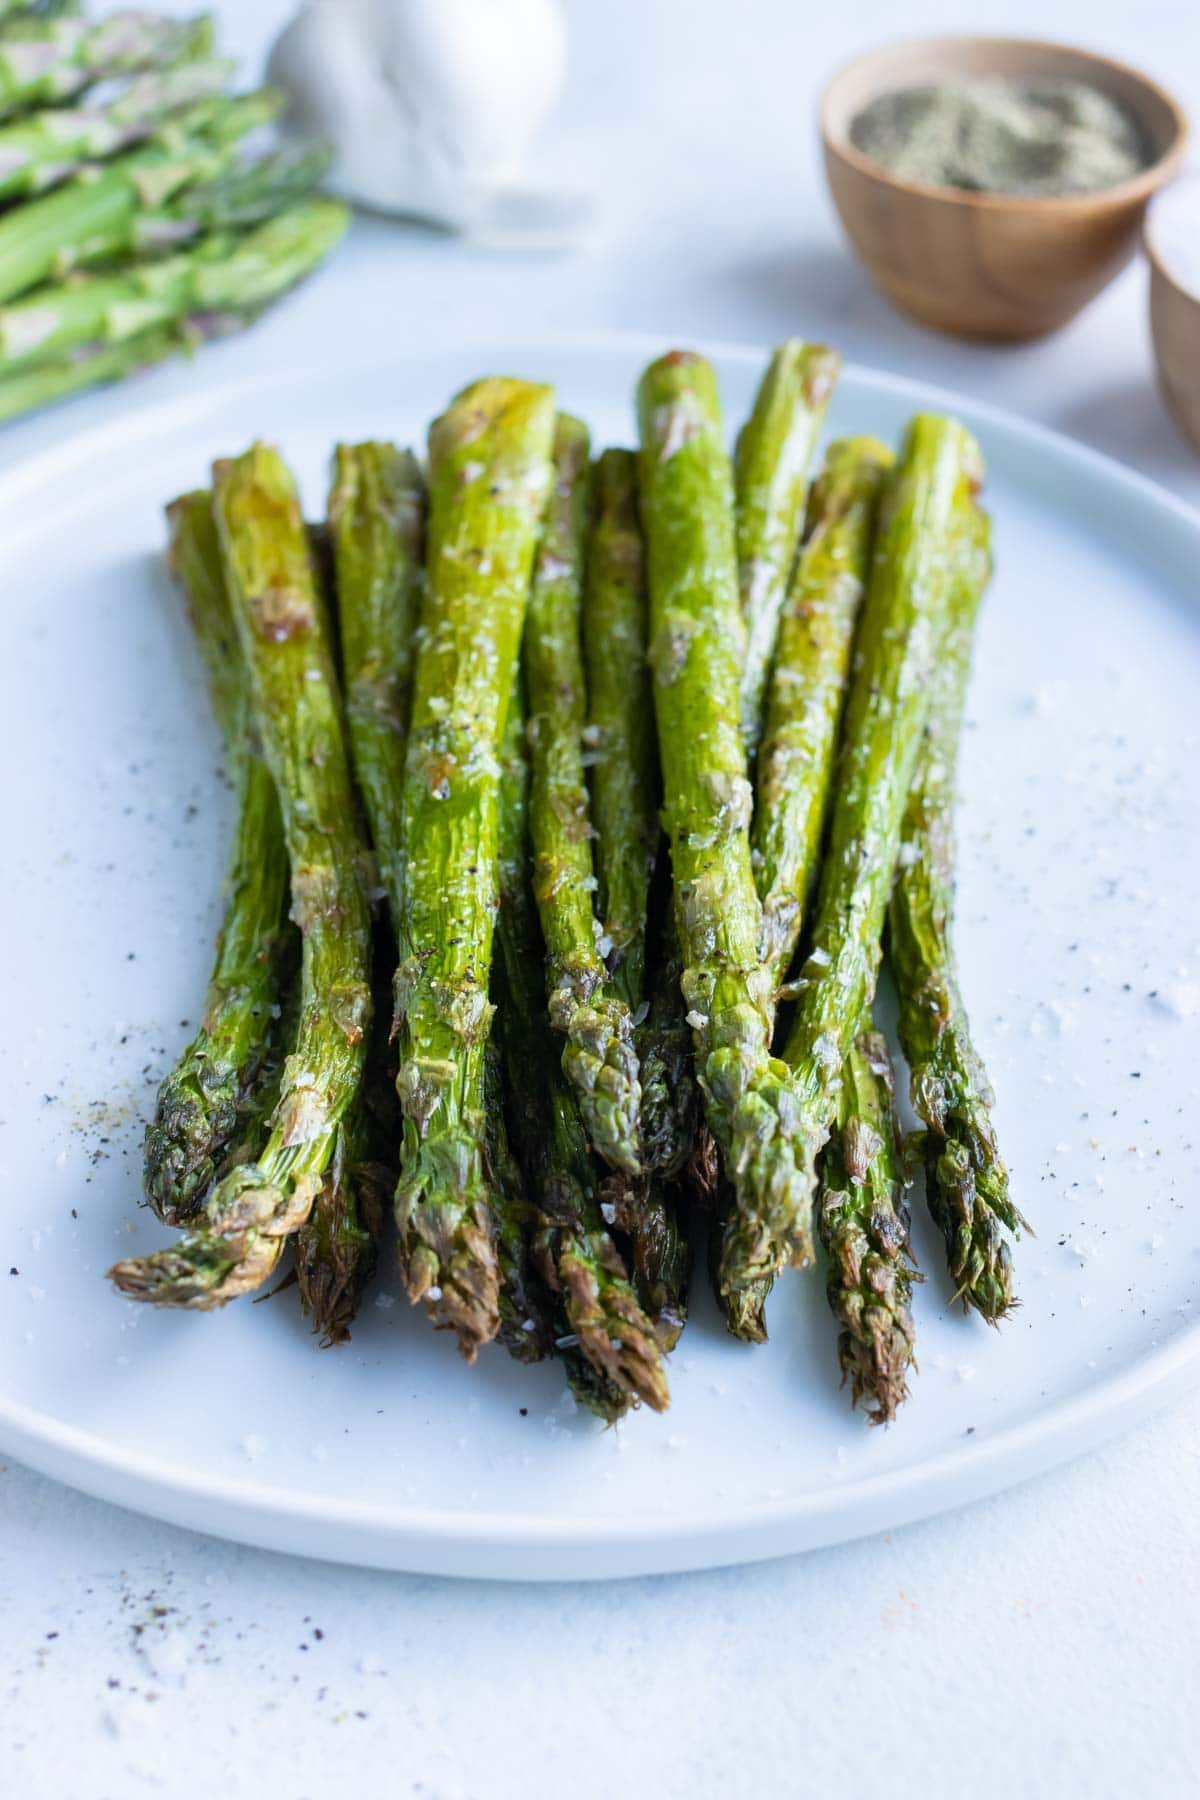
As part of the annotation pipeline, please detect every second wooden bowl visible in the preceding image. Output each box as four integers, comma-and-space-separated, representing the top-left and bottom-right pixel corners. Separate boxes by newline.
821, 37, 1188, 342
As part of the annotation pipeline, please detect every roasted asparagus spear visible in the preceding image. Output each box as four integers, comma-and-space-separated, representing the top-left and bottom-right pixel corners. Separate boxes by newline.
754, 436, 892, 990
637, 350, 810, 1290
771, 416, 982, 1276
111, 444, 372, 1307
735, 340, 840, 756
817, 1021, 917, 1422
494, 664, 669, 1413
142, 489, 290, 1225
393, 377, 555, 1358
887, 504, 1027, 1321
527, 417, 643, 1174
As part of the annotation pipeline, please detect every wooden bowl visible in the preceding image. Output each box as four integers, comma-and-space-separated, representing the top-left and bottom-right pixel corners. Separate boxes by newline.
1146, 177, 1200, 454
821, 37, 1188, 341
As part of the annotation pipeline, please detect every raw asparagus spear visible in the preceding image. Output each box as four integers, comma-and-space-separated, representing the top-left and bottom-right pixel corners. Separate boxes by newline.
0, 318, 195, 423
582, 447, 657, 1012
393, 377, 555, 1357
736, 340, 840, 756
888, 507, 1027, 1321
775, 416, 983, 1265
754, 437, 892, 987
494, 664, 668, 1412
0, 89, 282, 305
142, 491, 290, 1225
637, 349, 810, 1287
327, 440, 425, 918
817, 1022, 917, 1423
526, 416, 642, 1174
0, 11, 213, 119
0, 54, 235, 202
110, 445, 372, 1307
0, 196, 349, 371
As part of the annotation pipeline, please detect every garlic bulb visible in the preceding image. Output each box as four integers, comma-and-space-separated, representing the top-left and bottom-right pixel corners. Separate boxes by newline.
268, 0, 568, 232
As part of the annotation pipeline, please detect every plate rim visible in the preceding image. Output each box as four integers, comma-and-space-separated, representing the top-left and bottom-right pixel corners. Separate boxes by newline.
3, 328, 1198, 1579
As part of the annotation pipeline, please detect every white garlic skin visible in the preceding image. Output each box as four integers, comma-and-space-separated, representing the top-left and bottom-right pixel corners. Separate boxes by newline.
268, 0, 567, 229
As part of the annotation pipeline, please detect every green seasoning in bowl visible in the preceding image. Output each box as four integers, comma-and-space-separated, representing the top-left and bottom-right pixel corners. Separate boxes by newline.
850, 77, 1151, 197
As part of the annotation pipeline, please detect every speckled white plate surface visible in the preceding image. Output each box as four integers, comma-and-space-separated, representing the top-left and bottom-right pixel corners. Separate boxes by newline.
1, 336, 1197, 1580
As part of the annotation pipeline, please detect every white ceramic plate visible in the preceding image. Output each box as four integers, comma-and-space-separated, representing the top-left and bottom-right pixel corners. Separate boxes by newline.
1, 336, 1197, 1580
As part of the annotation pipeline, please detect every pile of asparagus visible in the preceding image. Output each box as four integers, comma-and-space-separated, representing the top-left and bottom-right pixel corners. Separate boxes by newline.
108, 344, 1028, 1425
0, 4, 347, 425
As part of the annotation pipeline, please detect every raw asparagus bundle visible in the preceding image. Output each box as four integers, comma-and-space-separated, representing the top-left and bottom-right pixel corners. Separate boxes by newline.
141, 489, 290, 1225
526, 416, 643, 1175
637, 350, 812, 1291
0, 53, 235, 201
494, 666, 669, 1414
735, 340, 840, 756
0, 11, 214, 118
0, 90, 285, 306
754, 437, 893, 989
777, 416, 983, 1256
887, 508, 1028, 1321
110, 444, 372, 1307
0, 197, 348, 372
817, 1022, 917, 1422
393, 377, 555, 1358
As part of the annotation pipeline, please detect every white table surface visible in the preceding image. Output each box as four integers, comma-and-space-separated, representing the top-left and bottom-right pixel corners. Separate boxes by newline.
4, 2, 1200, 1794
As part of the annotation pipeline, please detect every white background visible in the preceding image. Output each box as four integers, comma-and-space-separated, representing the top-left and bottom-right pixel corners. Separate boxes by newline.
3, 2, 1200, 1795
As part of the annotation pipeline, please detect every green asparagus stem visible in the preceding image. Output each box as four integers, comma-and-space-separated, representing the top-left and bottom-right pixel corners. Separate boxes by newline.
636, 867, 700, 1183
140, 137, 333, 245
887, 508, 1028, 1322
0, 318, 196, 423
0, 11, 213, 119
525, 416, 643, 1175
142, 491, 290, 1226
327, 440, 425, 918
393, 377, 555, 1358
0, 54, 235, 201
754, 437, 892, 988
817, 1022, 917, 1422
0, 90, 282, 305
735, 340, 840, 756
637, 349, 811, 1288
578, 448, 690, 1343
0, 197, 349, 371
494, 663, 669, 1412
773, 416, 983, 1277
295, 913, 400, 1343
110, 445, 372, 1307
293, 1105, 385, 1347
582, 447, 657, 1012
485, 1042, 556, 1364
